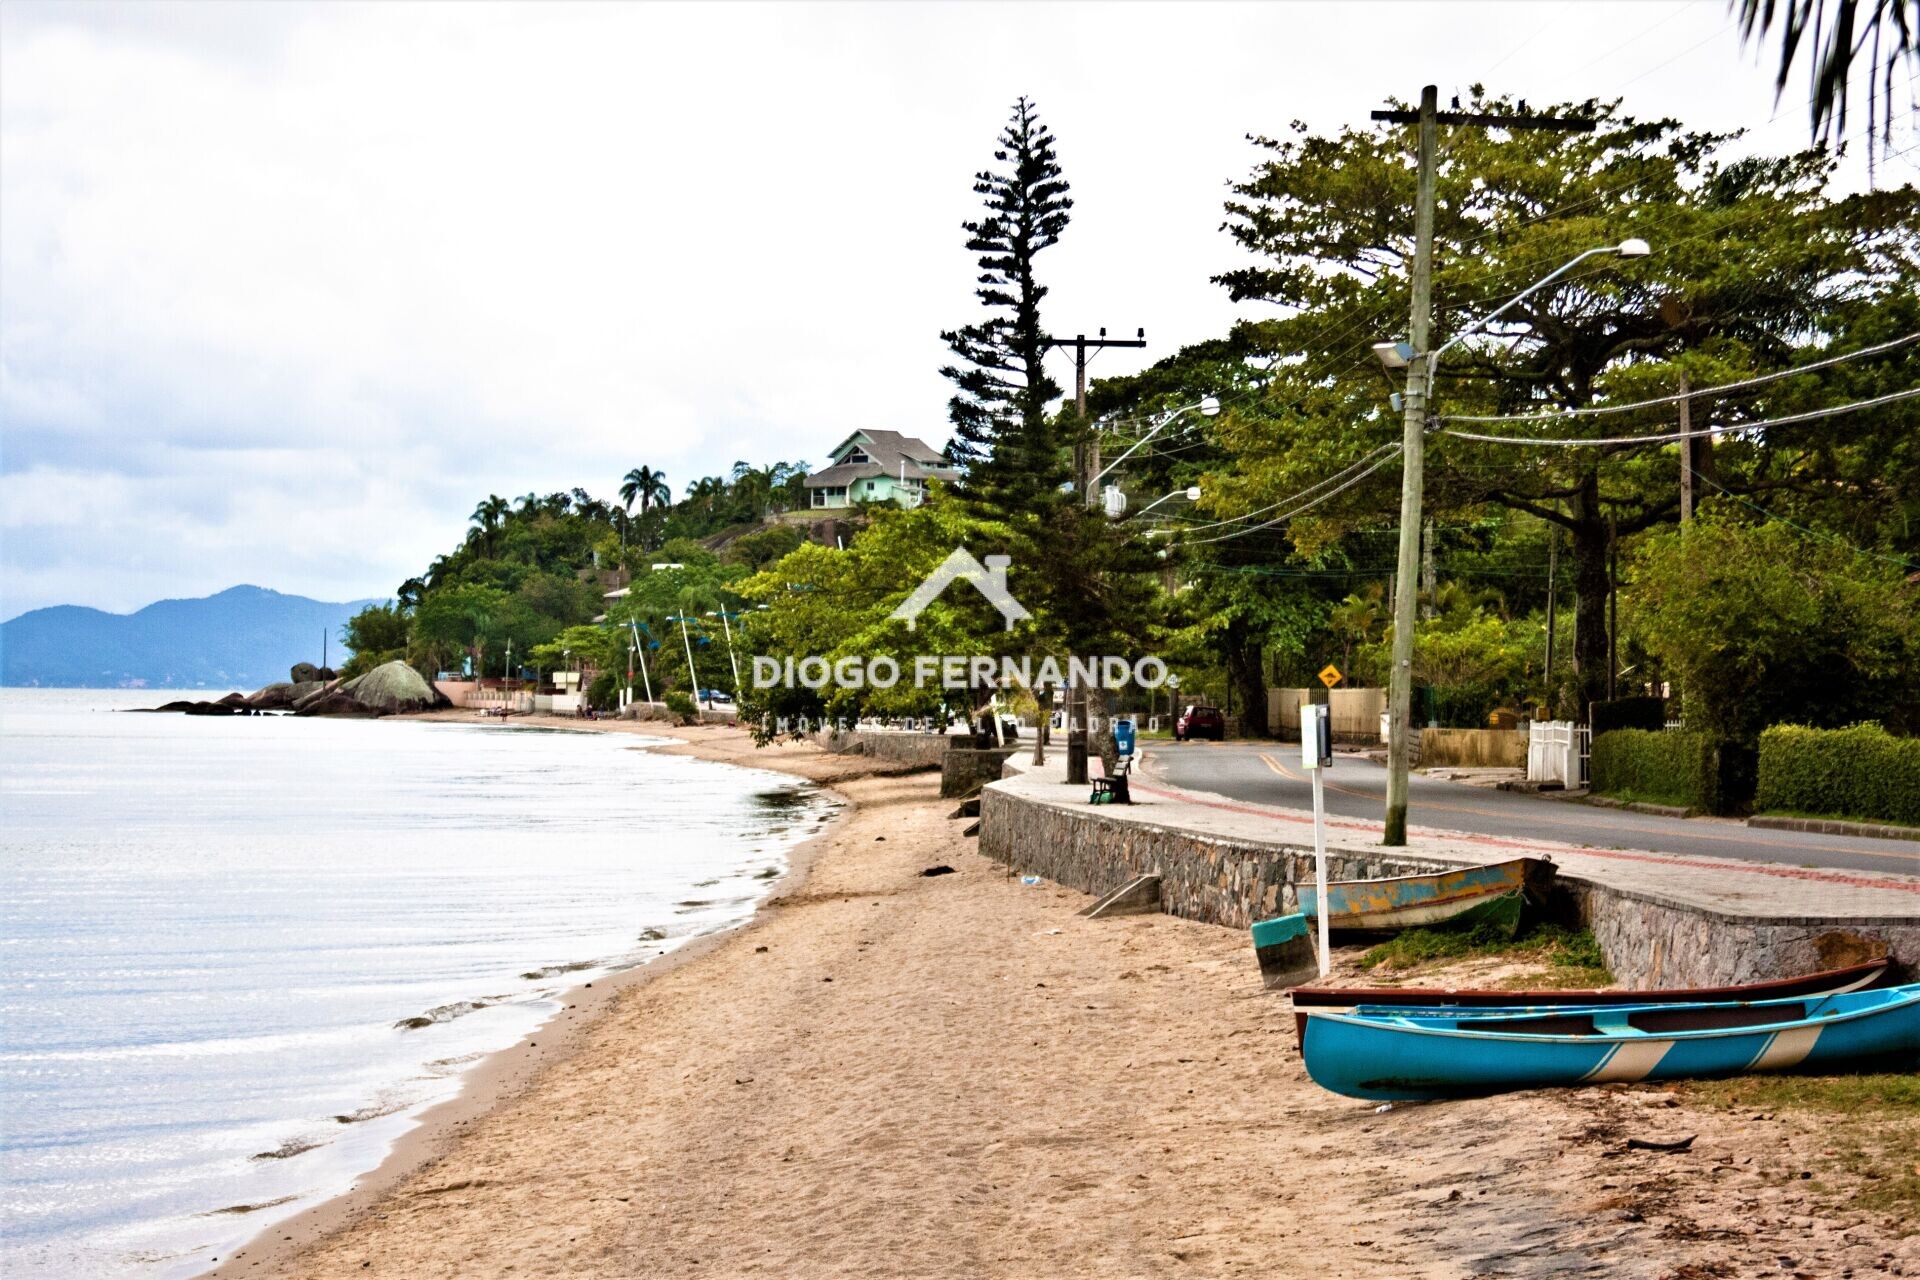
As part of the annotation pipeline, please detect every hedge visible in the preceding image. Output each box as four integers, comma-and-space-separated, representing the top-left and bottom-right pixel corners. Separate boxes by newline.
1590, 728, 1717, 812
1591, 696, 1668, 737
1755, 723, 1920, 827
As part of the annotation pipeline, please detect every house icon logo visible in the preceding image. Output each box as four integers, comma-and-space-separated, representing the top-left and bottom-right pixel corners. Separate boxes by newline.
889, 549, 1032, 632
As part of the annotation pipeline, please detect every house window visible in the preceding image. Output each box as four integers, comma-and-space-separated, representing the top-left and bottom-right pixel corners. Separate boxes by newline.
812, 486, 848, 507
844, 448, 870, 464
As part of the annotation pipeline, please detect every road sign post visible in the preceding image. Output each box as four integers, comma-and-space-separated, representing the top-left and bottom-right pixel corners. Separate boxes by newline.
1302, 702, 1333, 977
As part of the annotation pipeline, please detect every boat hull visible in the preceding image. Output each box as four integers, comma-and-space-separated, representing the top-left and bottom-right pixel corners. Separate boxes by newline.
1287, 959, 1895, 1011
1294, 857, 1551, 935
1300, 985, 1920, 1101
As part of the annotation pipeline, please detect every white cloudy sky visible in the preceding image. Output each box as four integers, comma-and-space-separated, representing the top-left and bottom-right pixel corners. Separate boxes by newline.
3, 0, 1914, 618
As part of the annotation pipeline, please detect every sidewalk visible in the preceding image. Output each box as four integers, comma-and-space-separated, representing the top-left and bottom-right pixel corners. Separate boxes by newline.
999, 753, 1920, 925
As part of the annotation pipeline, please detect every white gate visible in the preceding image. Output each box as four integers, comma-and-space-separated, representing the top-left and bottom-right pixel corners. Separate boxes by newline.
1527, 721, 1589, 787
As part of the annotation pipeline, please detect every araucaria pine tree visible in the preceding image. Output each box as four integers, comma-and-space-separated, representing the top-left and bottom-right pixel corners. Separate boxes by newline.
940, 97, 1073, 517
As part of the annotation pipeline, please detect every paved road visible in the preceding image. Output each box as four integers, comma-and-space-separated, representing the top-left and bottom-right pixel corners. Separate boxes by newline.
1140, 740, 1920, 880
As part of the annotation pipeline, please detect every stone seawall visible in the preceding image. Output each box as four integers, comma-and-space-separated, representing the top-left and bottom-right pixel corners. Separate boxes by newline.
980, 771, 1920, 988
979, 787, 1451, 929
809, 729, 953, 769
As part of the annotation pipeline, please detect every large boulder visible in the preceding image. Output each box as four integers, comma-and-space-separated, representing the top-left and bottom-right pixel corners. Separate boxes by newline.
291, 662, 324, 684
291, 679, 343, 712
295, 661, 448, 717
247, 682, 295, 709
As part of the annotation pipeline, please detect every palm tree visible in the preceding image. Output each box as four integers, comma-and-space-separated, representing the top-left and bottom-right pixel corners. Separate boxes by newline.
1735, 0, 1917, 154
470, 494, 509, 556
620, 466, 671, 516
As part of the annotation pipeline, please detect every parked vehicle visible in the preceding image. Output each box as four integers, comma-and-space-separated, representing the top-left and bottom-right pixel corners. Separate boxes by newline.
1174, 704, 1225, 741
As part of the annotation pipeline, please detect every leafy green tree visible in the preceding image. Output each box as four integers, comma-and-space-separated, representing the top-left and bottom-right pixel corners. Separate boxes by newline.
725, 523, 805, 569
1214, 89, 1920, 711
409, 583, 508, 678
734, 501, 1033, 735
337, 601, 410, 678
1629, 515, 1920, 748
528, 624, 622, 679
940, 96, 1074, 517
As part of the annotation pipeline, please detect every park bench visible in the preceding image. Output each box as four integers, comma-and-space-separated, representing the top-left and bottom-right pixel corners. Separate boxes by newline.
1089, 752, 1133, 805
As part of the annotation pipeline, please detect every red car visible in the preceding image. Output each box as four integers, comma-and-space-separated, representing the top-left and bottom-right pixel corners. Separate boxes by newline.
1174, 704, 1225, 741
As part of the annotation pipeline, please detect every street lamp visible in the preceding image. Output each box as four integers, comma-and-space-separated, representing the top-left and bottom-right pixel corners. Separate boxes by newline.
1419, 239, 1650, 376
1134, 484, 1203, 519
666, 615, 706, 709
1090, 397, 1220, 489
706, 609, 742, 696
1376, 237, 1651, 844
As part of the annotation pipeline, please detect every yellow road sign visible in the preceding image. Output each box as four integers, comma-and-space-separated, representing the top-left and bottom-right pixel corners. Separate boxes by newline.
1318, 663, 1343, 689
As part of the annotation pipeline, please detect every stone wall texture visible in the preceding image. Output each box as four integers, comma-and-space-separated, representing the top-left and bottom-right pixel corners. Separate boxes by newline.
979, 788, 1451, 930
809, 729, 953, 769
980, 782, 1920, 989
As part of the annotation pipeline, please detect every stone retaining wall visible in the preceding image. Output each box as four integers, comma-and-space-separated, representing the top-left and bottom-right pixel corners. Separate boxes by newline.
809, 729, 954, 769
980, 779, 1920, 988
979, 788, 1451, 929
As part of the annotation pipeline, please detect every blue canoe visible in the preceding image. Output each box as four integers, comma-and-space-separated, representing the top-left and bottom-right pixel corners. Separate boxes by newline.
1300, 983, 1920, 1100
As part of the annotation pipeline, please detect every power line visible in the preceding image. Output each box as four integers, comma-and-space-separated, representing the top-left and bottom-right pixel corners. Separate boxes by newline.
1437, 331, 1920, 424
1689, 469, 1920, 569
1439, 385, 1920, 446
1180, 447, 1405, 546
1159, 442, 1405, 534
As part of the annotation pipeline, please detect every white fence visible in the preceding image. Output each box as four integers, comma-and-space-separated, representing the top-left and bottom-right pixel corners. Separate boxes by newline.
1527, 720, 1590, 788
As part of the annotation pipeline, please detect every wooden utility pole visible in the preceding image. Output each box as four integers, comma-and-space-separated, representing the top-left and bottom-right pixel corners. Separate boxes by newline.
1607, 514, 1619, 701
1048, 328, 1147, 508
1544, 527, 1557, 712
1371, 89, 1596, 846
1420, 517, 1437, 618
1678, 372, 1695, 522
1045, 327, 1147, 785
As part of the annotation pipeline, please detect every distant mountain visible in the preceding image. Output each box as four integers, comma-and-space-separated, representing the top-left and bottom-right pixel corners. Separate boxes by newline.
1, 585, 382, 689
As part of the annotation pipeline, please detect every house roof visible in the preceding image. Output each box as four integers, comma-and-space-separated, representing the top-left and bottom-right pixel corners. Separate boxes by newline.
804, 430, 957, 487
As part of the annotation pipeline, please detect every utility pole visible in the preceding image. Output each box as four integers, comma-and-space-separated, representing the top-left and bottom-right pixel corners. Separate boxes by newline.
1045, 326, 1147, 786
1372, 88, 1596, 846
1048, 328, 1147, 509
1544, 528, 1557, 712
1678, 372, 1695, 522
1607, 515, 1619, 701
1420, 517, 1437, 618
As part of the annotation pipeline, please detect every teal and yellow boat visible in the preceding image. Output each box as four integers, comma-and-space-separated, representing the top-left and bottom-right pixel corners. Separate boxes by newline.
1292, 856, 1553, 938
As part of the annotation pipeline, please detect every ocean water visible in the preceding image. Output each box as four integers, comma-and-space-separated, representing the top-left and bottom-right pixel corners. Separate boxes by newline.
0, 690, 834, 1278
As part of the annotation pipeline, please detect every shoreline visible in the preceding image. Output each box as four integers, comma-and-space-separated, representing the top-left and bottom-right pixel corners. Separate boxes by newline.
206, 717, 1919, 1279
207, 720, 857, 1279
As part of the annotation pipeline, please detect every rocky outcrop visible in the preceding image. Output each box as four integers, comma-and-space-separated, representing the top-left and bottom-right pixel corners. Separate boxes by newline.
293, 661, 448, 718
152, 699, 249, 715
289, 662, 336, 684
246, 683, 295, 710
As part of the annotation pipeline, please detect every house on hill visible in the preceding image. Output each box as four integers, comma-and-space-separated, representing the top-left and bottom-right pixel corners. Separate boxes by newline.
802, 430, 958, 510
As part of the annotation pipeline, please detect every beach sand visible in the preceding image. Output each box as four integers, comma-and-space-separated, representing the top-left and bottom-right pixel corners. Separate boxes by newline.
212, 722, 1918, 1279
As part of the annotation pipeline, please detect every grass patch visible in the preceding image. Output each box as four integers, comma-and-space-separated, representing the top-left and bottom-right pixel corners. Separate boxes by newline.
1682, 1074, 1920, 1225
1589, 788, 1693, 813
1683, 1071, 1920, 1117
1358, 921, 1612, 985
1755, 807, 1920, 832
